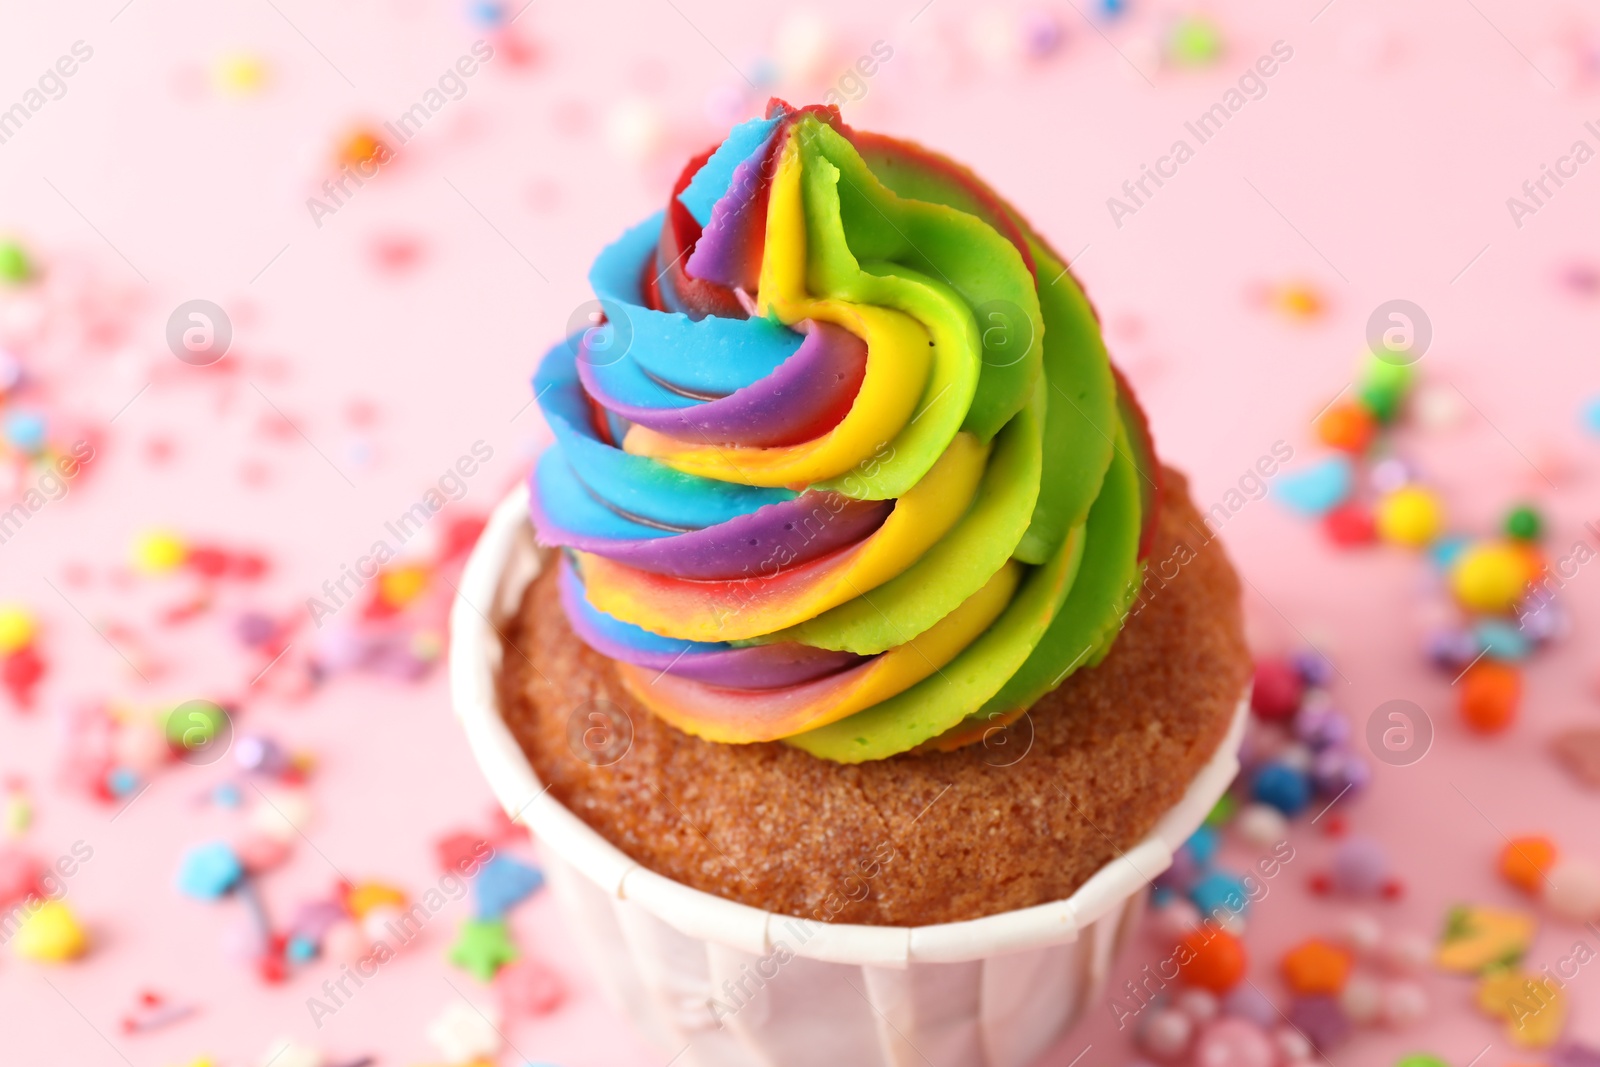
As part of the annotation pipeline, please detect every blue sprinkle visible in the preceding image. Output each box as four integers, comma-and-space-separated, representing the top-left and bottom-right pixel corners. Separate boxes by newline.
177, 842, 244, 900
474, 855, 545, 920
1099, 0, 1128, 16
4, 409, 46, 453
107, 767, 140, 797
467, 0, 505, 25
748, 57, 780, 89
286, 934, 318, 962
1189, 871, 1249, 920
212, 781, 243, 808
1180, 825, 1220, 868
1428, 534, 1470, 571
1475, 618, 1531, 662
1582, 395, 1600, 436
1273, 456, 1352, 516
1251, 762, 1312, 817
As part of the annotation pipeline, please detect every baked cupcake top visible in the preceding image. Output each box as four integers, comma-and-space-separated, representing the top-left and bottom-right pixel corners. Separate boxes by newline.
528, 100, 1161, 763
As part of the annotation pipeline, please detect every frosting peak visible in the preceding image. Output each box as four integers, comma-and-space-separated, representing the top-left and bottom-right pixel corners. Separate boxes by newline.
528, 100, 1160, 763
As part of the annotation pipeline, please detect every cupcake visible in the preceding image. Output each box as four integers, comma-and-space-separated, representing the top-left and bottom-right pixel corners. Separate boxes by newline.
453, 100, 1250, 1067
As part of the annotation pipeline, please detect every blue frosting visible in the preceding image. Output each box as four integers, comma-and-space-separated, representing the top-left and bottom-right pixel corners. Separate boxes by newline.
676, 115, 781, 226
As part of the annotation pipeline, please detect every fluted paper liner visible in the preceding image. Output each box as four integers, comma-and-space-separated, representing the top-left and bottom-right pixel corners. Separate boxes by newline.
451, 484, 1248, 1067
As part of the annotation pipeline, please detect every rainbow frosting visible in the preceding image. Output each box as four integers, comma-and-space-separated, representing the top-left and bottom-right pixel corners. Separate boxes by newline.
528, 101, 1161, 763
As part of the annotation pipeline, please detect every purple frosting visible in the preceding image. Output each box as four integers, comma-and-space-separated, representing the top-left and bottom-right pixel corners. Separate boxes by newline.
684, 126, 779, 290
558, 561, 867, 689
578, 320, 867, 449
529, 477, 892, 581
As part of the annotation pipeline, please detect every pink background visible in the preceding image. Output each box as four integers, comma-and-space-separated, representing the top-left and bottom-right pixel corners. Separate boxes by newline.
2, 0, 1599, 1063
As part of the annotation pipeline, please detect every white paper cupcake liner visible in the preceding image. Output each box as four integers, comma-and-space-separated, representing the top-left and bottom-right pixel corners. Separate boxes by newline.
450, 484, 1249, 1067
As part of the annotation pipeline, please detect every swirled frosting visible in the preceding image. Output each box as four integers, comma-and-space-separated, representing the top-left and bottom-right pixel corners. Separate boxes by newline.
529, 101, 1161, 763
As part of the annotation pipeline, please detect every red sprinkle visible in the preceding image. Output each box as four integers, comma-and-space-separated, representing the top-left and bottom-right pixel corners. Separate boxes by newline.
1323, 503, 1376, 546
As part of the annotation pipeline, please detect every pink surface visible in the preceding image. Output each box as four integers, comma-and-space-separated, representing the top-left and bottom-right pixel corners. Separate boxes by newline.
1, 0, 1598, 1064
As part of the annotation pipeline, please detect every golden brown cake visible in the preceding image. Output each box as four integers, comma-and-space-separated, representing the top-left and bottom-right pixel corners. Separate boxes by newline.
500, 468, 1249, 927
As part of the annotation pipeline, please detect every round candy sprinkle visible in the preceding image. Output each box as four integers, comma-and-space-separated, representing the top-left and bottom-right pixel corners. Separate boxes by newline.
1250, 658, 1303, 721
3, 410, 47, 453
1543, 856, 1600, 923
1020, 8, 1067, 59
1450, 541, 1532, 612
1316, 401, 1376, 454
1369, 456, 1412, 494
1375, 931, 1431, 975
1425, 627, 1479, 670
0, 849, 43, 905
1138, 1008, 1193, 1058
1339, 975, 1381, 1024
1193, 1017, 1274, 1067
1330, 836, 1390, 896
1459, 661, 1521, 734
1291, 649, 1335, 687
1376, 486, 1444, 547
1379, 980, 1428, 1026
12, 900, 88, 961
377, 564, 429, 608
1504, 504, 1543, 541
1190, 872, 1250, 920
1583, 395, 1600, 435
1177, 928, 1248, 992
132, 530, 189, 575
0, 349, 21, 393
1500, 836, 1557, 894
1285, 994, 1350, 1051
235, 734, 289, 776
1294, 702, 1350, 750
1151, 897, 1202, 941
1281, 939, 1353, 995
176, 842, 244, 899
1251, 762, 1312, 817
0, 605, 36, 654
212, 52, 270, 95
1234, 803, 1289, 848
1274, 741, 1314, 773
1221, 984, 1277, 1027
468, 0, 507, 26
0, 241, 33, 284
496, 956, 566, 1017
164, 700, 228, 756
1165, 15, 1224, 66
1324, 503, 1376, 546
1274, 1027, 1313, 1064
426, 1000, 504, 1062
1175, 987, 1219, 1021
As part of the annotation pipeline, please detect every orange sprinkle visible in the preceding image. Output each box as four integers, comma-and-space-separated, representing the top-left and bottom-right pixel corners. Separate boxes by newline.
1500, 836, 1558, 895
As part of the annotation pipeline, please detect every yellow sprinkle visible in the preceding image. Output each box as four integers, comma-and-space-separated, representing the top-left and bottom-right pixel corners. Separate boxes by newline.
132, 531, 188, 574
347, 882, 407, 919
1375, 486, 1444, 548
1451, 542, 1531, 613
12, 900, 89, 962
0, 604, 35, 653
212, 53, 269, 96
1476, 969, 1566, 1048
5, 794, 31, 837
378, 565, 429, 607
